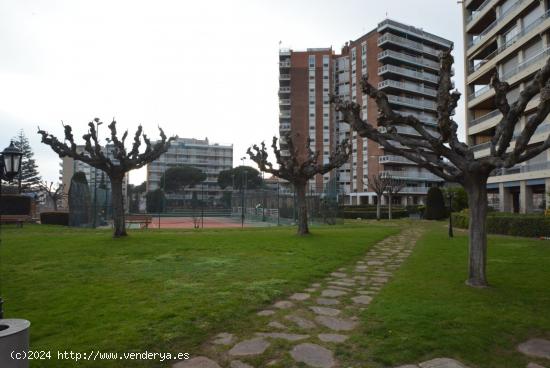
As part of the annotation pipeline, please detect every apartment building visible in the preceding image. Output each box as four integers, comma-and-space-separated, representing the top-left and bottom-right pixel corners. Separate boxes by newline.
59, 145, 129, 211
463, 0, 550, 212
279, 18, 452, 205
146, 137, 233, 206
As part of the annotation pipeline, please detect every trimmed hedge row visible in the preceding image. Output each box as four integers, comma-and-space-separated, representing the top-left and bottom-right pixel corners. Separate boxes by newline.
40, 212, 69, 226
343, 209, 409, 219
0, 195, 31, 215
451, 212, 550, 238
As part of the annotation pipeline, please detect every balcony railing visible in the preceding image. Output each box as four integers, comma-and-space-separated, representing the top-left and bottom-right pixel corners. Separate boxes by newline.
512, 122, 550, 139
378, 50, 440, 70
469, 10, 550, 74
379, 155, 415, 164
399, 186, 430, 194
279, 123, 291, 131
378, 64, 439, 83
279, 61, 291, 67
378, 79, 437, 97
279, 74, 290, 80
492, 161, 550, 176
380, 170, 443, 181
377, 19, 452, 47
469, 109, 501, 127
468, 0, 526, 49
279, 87, 291, 93
279, 99, 290, 105
468, 47, 550, 101
377, 33, 441, 57
279, 111, 291, 118
387, 95, 437, 111
471, 141, 491, 152
466, 0, 494, 23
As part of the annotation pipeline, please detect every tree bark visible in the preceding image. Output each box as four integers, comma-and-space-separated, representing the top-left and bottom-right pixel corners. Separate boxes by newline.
465, 174, 489, 287
295, 182, 309, 235
111, 176, 127, 238
376, 197, 381, 221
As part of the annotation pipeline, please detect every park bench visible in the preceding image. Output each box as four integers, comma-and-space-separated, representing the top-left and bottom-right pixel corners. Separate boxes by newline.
0, 214, 32, 227
125, 214, 153, 229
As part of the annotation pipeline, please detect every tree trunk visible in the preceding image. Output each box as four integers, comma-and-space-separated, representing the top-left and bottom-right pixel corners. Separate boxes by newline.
376, 196, 381, 221
465, 175, 489, 287
295, 182, 309, 235
388, 193, 392, 220
111, 176, 127, 238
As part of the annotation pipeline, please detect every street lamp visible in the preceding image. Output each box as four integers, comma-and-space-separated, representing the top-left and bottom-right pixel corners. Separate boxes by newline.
0, 141, 23, 319
240, 157, 247, 228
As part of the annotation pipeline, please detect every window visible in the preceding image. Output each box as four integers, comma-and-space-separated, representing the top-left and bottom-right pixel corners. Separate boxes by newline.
361, 42, 367, 55
323, 55, 329, 67
309, 55, 315, 68
351, 47, 356, 61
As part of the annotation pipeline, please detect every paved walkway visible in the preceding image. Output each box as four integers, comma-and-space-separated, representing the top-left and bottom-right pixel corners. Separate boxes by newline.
172, 227, 550, 368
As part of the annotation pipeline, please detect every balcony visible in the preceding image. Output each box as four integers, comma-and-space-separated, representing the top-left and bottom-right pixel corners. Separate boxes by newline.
279, 74, 290, 80
377, 19, 452, 48
279, 86, 291, 94
378, 50, 440, 70
377, 33, 441, 58
471, 141, 491, 152
467, 0, 528, 52
378, 64, 439, 84
399, 186, 430, 194
279, 48, 291, 56
378, 79, 437, 97
492, 161, 550, 177
279, 61, 291, 68
466, 0, 495, 24
379, 155, 415, 165
468, 109, 501, 134
468, 47, 550, 102
468, 10, 550, 75
279, 111, 291, 118
469, 109, 500, 127
387, 95, 437, 111
380, 170, 443, 181
279, 123, 291, 131
279, 99, 290, 105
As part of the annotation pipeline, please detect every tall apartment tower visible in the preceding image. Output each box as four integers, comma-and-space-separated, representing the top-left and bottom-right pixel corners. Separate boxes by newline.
463, 0, 550, 213
279, 19, 452, 205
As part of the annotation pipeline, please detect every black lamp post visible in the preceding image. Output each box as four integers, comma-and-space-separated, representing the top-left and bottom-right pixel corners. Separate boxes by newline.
448, 190, 454, 238
0, 141, 23, 319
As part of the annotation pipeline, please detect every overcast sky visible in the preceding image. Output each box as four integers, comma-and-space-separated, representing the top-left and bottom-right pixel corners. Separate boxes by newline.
0, 0, 465, 185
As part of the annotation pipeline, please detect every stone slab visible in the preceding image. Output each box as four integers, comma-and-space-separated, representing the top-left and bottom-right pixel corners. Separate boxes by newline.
228, 338, 270, 356
518, 339, 550, 360
290, 343, 335, 368
273, 301, 294, 309
256, 332, 309, 341
316, 298, 340, 305
419, 358, 470, 368
309, 306, 341, 316
314, 316, 358, 331
173, 357, 221, 368
318, 333, 348, 343
290, 293, 310, 301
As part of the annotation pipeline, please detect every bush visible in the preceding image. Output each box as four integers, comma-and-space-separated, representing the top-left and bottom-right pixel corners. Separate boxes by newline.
0, 195, 31, 215
146, 189, 165, 213
425, 187, 446, 220
40, 212, 69, 226
342, 209, 409, 219
451, 212, 550, 238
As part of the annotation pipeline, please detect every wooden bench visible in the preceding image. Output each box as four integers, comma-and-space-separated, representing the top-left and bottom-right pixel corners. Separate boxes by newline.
126, 214, 153, 229
0, 214, 32, 227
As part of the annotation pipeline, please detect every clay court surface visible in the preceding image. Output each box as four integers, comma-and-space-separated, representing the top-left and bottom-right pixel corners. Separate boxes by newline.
138, 216, 264, 229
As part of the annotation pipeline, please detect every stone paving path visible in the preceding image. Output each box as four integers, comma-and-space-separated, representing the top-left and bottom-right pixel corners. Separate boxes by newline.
171, 224, 550, 368
173, 227, 429, 368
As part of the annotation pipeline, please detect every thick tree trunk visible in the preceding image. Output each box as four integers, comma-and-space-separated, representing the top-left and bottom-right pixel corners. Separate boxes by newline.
388, 194, 393, 220
111, 176, 127, 238
465, 175, 489, 287
295, 182, 309, 236
376, 196, 381, 221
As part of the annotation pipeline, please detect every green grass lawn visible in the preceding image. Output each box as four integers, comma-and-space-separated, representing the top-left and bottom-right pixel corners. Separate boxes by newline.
2, 223, 397, 367
352, 222, 550, 368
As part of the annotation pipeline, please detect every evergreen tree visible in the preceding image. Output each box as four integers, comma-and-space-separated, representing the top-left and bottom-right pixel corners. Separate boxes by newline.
12, 129, 41, 192
425, 187, 446, 220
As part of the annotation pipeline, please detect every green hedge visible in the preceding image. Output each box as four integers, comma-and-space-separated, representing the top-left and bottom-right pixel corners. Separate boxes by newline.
40, 212, 69, 226
0, 195, 31, 215
452, 212, 550, 238
343, 209, 409, 219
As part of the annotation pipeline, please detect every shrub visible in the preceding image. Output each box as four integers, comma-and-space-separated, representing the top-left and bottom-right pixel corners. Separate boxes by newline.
146, 189, 166, 213
425, 187, 446, 220
40, 212, 69, 226
451, 212, 550, 238
0, 195, 31, 215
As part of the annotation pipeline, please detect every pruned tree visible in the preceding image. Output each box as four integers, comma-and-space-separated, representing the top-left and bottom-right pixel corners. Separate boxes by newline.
38, 118, 174, 237
370, 174, 390, 221
386, 176, 405, 220
247, 131, 351, 235
39, 181, 66, 211
333, 48, 550, 287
